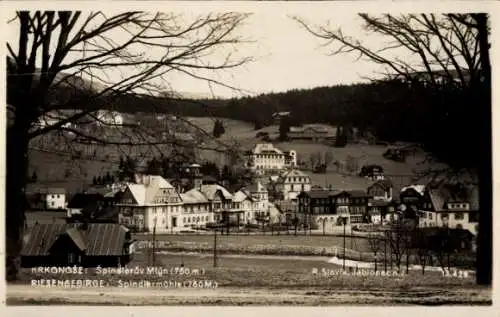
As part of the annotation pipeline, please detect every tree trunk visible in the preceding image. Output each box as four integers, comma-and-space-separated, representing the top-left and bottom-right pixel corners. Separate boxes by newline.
6, 124, 30, 281
474, 13, 492, 287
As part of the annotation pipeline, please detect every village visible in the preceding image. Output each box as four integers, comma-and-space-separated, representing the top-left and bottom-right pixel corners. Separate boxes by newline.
22, 131, 479, 269
6, 8, 492, 307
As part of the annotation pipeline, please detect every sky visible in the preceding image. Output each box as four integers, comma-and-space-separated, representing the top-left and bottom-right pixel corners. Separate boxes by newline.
4, 1, 496, 99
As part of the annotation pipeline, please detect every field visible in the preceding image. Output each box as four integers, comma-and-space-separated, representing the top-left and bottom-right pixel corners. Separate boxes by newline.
27, 116, 443, 195
8, 249, 490, 305
134, 234, 372, 254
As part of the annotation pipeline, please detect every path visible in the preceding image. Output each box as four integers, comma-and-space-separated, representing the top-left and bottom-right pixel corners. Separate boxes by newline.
6, 284, 491, 305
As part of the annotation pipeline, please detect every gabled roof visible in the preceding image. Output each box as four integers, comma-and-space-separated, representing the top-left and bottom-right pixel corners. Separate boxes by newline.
253, 143, 284, 155
279, 169, 309, 181
22, 223, 129, 256
367, 179, 393, 191
199, 184, 233, 200
232, 190, 254, 203
180, 189, 209, 204
64, 227, 88, 251
401, 184, 426, 196
147, 175, 175, 189
427, 183, 479, 212
67, 193, 105, 209
345, 190, 368, 198
127, 184, 146, 205
124, 175, 178, 205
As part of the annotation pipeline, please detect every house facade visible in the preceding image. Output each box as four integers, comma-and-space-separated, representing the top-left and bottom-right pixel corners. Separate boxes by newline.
275, 169, 311, 201
400, 184, 428, 219
180, 188, 212, 228
367, 179, 396, 224
420, 184, 479, 235
198, 184, 236, 223
46, 188, 67, 210
232, 190, 255, 224
359, 165, 385, 180
246, 143, 297, 175
297, 189, 369, 226
116, 174, 183, 233
287, 124, 336, 142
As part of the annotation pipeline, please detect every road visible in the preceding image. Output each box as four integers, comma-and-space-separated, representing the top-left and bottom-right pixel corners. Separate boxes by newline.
6, 283, 491, 305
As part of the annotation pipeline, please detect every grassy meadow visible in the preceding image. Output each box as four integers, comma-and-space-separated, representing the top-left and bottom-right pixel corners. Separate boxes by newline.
27, 116, 443, 194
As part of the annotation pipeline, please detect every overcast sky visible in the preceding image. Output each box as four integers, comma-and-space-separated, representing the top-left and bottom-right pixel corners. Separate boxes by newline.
4, 1, 497, 99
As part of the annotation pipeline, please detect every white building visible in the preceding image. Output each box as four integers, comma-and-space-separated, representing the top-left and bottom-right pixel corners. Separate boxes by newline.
232, 190, 255, 224
45, 188, 67, 210
116, 174, 183, 233
420, 184, 479, 236
246, 143, 297, 175
275, 169, 311, 201
180, 188, 212, 228
198, 184, 235, 223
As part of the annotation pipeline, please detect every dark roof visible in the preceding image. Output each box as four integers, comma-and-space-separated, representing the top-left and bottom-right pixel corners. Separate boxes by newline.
67, 193, 105, 209
368, 179, 393, 191
21, 223, 129, 256
26, 187, 66, 195
427, 183, 479, 212
368, 199, 394, 207
345, 190, 368, 198
361, 165, 384, 172
302, 190, 331, 199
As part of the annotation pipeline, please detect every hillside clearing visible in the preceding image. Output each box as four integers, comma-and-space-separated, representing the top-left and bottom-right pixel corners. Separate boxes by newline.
27, 117, 444, 193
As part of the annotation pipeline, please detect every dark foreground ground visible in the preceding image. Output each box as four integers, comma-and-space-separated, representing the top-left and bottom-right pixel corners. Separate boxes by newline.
6, 253, 491, 306
6, 284, 492, 306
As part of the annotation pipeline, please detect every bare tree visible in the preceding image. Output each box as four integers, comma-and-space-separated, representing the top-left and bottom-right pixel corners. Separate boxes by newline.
324, 150, 334, 167
6, 10, 252, 280
345, 155, 359, 175
293, 13, 491, 286
308, 153, 317, 170
367, 233, 383, 272
414, 229, 431, 275
384, 224, 408, 273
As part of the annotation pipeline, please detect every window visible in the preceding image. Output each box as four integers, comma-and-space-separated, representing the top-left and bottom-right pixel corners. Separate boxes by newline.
441, 213, 449, 219
56, 195, 60, 199
454, 213, 464, 220
68, 253, 76, 264
428, 213, 432, 220
51, 202, 55, 206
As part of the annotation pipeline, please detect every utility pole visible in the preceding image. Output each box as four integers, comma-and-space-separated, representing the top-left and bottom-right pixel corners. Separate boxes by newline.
213, 225, 218, 267
343, 217, 346, 271
384, 235, 387, 273
152, 217, 157, 266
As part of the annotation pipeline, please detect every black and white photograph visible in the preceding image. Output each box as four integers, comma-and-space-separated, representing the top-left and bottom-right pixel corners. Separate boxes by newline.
3, 0, 495, 309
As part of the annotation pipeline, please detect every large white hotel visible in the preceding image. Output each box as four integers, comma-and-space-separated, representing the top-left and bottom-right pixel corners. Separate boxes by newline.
246, 143, 297, 175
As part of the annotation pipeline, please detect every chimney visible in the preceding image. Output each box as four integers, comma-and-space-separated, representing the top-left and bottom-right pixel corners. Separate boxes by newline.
143, 175, 151, 186
134, 173, 142, 184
